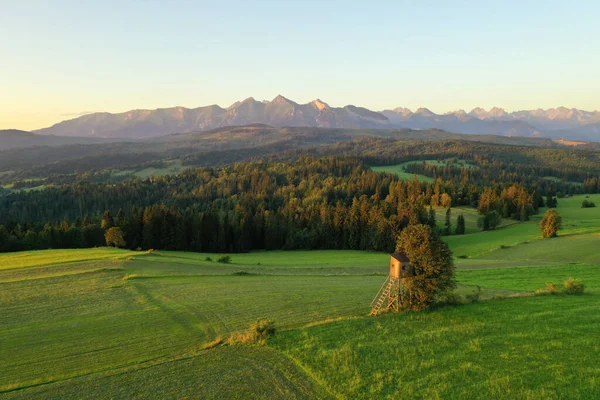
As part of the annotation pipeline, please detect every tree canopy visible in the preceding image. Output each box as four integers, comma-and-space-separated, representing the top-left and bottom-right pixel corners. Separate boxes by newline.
540, 210, 562, 238
395, 224, 455, 311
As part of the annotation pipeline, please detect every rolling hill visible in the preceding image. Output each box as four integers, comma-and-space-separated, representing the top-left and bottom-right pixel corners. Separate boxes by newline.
0, 129, 124, 150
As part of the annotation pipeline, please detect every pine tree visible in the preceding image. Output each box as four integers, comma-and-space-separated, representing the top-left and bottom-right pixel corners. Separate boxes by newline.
520, 205, 529, 221
101, 210, 114, 230
427, 206, 436, 228
455, 214, 466, 235
444, 208, 452, 235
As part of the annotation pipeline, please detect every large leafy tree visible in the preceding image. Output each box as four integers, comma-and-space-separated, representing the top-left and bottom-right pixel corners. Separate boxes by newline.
105, 227, 126, 248
396, 224, 455, 311
540, 209, 562, 238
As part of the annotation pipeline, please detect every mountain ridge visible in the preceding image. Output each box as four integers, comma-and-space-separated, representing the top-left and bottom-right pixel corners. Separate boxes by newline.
31, 96, 600, 141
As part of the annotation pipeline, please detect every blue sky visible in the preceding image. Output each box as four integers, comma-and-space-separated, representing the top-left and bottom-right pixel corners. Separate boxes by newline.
1, 0, 599, 130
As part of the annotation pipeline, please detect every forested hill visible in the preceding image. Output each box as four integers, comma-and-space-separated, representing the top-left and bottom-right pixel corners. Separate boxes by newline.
0, 129, 123, 150
0, 157, 542, 253
1, 141, 600, 254
0, 125, 593, 185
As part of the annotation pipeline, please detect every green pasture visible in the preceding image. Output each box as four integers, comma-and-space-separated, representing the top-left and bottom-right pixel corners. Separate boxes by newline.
370, 158, 477, 183
2, 194, 600, 398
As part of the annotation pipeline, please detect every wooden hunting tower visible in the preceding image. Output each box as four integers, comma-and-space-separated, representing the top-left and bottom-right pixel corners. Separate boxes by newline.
370, 252, 413, 315
389, 252, 412, 279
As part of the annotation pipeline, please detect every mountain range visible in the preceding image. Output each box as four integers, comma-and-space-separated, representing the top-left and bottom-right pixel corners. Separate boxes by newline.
31, 95, 600, 141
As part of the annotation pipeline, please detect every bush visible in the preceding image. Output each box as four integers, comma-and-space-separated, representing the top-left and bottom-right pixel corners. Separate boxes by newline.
545, 282, 558, 294
252, 319, 276, 337
229, 319, 276, 345
437, 292, 463, 306
205, 256, 212, 261
465, 286, 481, 303
478, 211, 501, 231
217, 255, 231, 264
457, 255, 468, 259
564, 277, 585, 294
582, 200, 596, 208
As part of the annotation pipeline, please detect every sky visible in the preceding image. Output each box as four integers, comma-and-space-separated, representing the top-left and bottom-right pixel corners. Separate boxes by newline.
1, 0, 599, 130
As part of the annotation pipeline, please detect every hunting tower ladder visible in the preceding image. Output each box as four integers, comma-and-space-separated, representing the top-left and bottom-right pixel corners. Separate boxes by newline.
370, 252, 412, 316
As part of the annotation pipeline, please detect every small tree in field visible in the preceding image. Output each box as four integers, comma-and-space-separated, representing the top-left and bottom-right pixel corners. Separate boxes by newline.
478, 210, 501, 231
396, 224, 455, 311
444, 208, 452, 235
105, 227, 126, 248
455, 214, 466, 235
540, 209, 562, 238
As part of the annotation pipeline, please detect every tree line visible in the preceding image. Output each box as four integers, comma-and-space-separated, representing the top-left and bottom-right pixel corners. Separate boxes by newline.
0, 157, 546, 253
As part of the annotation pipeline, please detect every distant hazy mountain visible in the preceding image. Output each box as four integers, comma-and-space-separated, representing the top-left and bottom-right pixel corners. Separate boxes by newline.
0, 129, 120, 150
31, 96, 600, 141
34, 96, 391, 139
381, 108, 543, 137
382, 106, 600, 140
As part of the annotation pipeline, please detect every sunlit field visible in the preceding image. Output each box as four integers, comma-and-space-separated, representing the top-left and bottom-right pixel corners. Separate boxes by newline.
2, 195, 599, 398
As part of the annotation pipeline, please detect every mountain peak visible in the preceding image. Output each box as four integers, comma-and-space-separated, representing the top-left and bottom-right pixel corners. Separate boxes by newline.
489, 107, 507, 117
470, 107, 487, 115
272, 94, 294, 104
446, 109, 467, 117
391, 107, 413, 116
311, 99, 330, 111
415, 107, 436, 117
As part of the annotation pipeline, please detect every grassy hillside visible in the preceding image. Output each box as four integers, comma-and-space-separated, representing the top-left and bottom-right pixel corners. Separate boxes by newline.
370, 163, 435, 182
1, 195, 599, 398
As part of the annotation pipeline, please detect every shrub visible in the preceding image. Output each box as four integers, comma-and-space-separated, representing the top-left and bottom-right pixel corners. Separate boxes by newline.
545, 282, 558, 294
201, 337, 224, 350
217, 255, 231, 264
437, 292, 463, 306
465, 286, 481, 303
252, 319, 276, 337
477, 211, 501, 231
457, 255, 468, 259
582, 200, 596, 208
205, 256, 212, 261
564, 277, 585, 294
229, 319, 276, 345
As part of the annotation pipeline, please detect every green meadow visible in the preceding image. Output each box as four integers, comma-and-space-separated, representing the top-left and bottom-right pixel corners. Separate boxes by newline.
1, 195, 600, 398
371, 159, 477, 183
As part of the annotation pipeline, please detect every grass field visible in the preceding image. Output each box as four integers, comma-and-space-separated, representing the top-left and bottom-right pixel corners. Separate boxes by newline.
371, 159, 477, 183
2, 195, 600, 398
370, 163, 434, 182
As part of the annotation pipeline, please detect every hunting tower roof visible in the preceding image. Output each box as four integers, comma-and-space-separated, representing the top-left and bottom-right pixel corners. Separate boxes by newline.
391, 252, 410, 263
